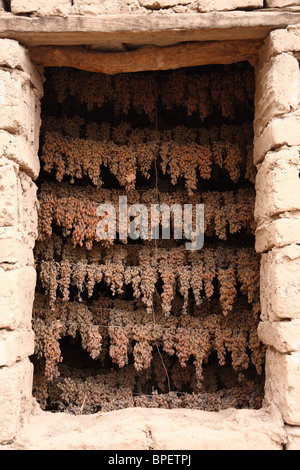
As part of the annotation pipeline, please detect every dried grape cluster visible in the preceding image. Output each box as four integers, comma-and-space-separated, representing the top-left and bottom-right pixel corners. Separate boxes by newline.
33, 362, 264, 414
37, 182, 255, 248
40, 117, 256, 193
33, 294, 106, 380
47, 65, 254, 122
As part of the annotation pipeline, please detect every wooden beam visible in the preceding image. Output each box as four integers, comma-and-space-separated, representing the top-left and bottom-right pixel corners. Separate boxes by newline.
29, 40, 262, 74
1, 11, 300, 47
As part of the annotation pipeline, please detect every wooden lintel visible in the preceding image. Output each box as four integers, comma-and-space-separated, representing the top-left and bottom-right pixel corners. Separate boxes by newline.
29, 40, 262, 74
0, 11, 300, 47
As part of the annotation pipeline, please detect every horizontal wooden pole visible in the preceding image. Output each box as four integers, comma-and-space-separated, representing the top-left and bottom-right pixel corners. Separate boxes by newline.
29, 40, 262, 74
1, 11, 300, 46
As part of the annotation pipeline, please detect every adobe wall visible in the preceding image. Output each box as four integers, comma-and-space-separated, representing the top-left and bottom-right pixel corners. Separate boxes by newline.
0, 0, 299, 450
0, 39, 43, 443
254, 26, 300, 449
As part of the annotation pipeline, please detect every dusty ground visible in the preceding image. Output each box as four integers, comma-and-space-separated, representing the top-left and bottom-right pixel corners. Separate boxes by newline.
1, 401, 287, 450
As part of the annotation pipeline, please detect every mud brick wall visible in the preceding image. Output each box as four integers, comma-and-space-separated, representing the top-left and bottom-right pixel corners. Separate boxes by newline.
254, 26, 300, 449
7, 0, 300, 16
0, 39, 43, 444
